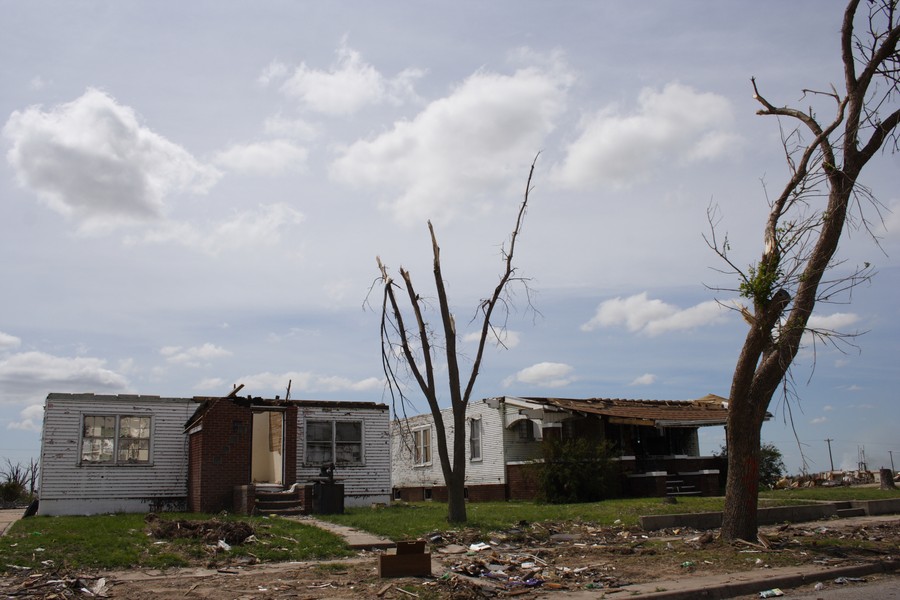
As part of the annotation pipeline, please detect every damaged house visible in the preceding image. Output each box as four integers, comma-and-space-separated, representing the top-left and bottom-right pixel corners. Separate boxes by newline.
37, 390, 390, 516
391, 394, 735, 501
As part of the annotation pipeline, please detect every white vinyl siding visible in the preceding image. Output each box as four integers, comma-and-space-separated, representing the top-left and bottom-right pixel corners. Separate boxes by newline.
296, 405, 390, 507
39, 394, 198, 516
390, 401, 507, 490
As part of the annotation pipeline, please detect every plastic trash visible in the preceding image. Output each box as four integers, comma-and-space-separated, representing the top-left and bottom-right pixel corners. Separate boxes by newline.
758, 589, 783, 598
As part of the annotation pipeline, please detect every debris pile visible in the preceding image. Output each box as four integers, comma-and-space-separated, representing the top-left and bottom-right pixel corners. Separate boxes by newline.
0, 567, 109, 599
422, 521, 672, 594
145, 513, 255, 546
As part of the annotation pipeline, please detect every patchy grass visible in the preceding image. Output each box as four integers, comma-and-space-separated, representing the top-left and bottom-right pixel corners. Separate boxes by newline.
323, 489, 887, 541
760, 486, 900, 502
323, 497, 737, 540
0, 512, 351, 574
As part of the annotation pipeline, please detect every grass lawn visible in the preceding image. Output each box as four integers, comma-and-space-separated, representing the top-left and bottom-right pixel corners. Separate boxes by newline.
2, 487, 896, 572
760, 486, 900, 502
0, 512, 352, 573
323, 487, 900, 541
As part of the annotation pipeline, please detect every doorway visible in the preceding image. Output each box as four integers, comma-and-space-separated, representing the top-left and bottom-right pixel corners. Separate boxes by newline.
251, 410, 284, 486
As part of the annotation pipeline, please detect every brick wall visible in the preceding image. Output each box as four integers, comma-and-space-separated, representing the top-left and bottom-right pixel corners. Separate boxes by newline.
466, 484, 507, 502
506, 464, 540, 500
188, 399, 252, 513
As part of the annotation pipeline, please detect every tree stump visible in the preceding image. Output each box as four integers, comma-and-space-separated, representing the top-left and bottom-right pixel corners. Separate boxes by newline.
879, 468, 896, 490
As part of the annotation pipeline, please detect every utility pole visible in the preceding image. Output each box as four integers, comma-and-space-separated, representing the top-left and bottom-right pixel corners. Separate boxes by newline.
890, 450, 895, 473
825, 438, 835, 472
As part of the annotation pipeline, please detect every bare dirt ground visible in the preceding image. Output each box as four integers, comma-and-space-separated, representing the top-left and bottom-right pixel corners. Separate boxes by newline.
3, 515, 897, 599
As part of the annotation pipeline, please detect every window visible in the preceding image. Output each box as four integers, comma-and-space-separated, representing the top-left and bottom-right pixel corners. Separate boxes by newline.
306, 420, 363, 465
514, 419, 537, 441
413, 427, 431, 465
81, 415, 151, 464
469, 417, 482, 461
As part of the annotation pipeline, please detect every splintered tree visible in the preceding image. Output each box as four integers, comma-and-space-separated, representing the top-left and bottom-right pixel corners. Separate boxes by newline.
376, 157, 537, 524
709, 0, 899, 541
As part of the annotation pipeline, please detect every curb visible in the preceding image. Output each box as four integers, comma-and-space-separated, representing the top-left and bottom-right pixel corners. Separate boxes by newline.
616, 560, 899, 599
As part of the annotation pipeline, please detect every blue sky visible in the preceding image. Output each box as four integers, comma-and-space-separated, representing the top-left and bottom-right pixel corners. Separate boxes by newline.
1, 1, 898, 477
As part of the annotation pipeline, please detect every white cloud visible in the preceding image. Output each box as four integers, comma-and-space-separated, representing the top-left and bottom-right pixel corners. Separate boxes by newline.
193, 377, 227, 391
0, 350, 129, 404
257, 60, 288, 86
806, 312, 860, 332
239, 370, 382, 394
581, 292, 731, 336
810, 416, 827, 425
160, 343, 232, 367
630, 373, 657, 386
463, 329, 521, 349
330, 58, 571, 225
278, 42, 424, 115
214, 139, 309, 176
8, 403, 45, 432
553, 82, 740, 190
263, 115, 318, 140
801, 312, 861, 347
504, 362, 574, 388
0, 331, 22, 351
130, 202, 304, 255
3, 88, 221, 232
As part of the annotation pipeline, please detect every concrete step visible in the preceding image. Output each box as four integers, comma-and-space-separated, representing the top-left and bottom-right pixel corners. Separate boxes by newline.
836, 507, 867, 518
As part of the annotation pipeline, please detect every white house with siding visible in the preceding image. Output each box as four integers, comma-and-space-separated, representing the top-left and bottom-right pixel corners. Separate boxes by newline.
294, 402, 392, 506
39, 392, 391, 516
391, 397, 543, 501
38, 393, 200, 516
391, 395, 731, 501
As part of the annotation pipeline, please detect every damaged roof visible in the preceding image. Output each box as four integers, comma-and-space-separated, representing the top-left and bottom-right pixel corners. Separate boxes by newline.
506, 394, 740, 427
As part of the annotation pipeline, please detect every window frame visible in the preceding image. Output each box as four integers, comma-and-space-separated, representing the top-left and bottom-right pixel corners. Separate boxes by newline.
469, 417, 482, 462
80, 414, 153, 466
412, 426, 432, 466
304, 419, 365, 466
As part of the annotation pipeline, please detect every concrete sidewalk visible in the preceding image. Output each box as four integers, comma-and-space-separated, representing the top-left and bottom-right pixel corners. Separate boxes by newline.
0, 508, 25, 536
289, 514, 395, 550
535, 560, 899, 599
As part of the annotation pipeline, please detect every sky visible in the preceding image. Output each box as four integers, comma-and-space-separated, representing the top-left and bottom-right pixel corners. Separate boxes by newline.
1, 1, 898, 478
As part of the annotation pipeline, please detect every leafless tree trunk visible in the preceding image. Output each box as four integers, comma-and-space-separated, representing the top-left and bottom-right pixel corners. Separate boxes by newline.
376, 156, 538, 523
710, 0, 899, 541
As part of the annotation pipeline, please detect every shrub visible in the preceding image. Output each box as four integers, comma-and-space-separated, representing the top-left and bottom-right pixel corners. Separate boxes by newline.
536, 437, 619, 503
0, 480, 25, 505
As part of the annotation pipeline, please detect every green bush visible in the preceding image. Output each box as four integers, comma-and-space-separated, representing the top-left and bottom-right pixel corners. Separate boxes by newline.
535, 437, 619, 503
0, 480, 25, 504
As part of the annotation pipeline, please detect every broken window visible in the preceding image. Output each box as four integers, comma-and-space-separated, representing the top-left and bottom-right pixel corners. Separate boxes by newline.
305, 420, 363, 466
81, 415, 151, 464
413, 427, 431, 465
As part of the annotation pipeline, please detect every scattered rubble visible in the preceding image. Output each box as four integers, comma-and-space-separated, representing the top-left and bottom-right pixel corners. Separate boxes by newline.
1, 515, 897, 598
145, 513, 255, 546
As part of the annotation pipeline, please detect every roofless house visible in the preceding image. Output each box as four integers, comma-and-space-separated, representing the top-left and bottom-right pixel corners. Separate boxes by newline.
391, 394, 736, 501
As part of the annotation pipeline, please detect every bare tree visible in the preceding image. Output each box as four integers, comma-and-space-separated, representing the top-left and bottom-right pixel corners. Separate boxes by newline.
376, 156, 538, 523
707, 0, 899, 541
